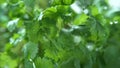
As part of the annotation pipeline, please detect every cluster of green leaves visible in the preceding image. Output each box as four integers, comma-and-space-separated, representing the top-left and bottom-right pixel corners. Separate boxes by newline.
0, 0, 120, 68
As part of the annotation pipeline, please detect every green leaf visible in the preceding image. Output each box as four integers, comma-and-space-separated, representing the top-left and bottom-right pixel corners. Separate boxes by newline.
79, 0, 93, 8
49, 26, 58, 38
95, 14, 107, 26
90, 6, 99, 16
56, 5, 69, 14
0, 53, 17, 68
60, 58, 75, 68
24, 59, 33, 68
44, 49, 59, 61
74, 59, 80, 68
0, 0, 5, 4
104, 46, 120, 63
56, 17, 63, 30
23, 42, 38, 59
63, 0, 75, 5
23, 0, 35, 8
104, 45, 120, 68
51, 0, 62, 5
23, 0, 35, 11
24, 21, 40, 42
88, 17, 108, 43
43, 7, 57, 18
35, 57, 54, 68
74, 13, 89, 25
51, 0, 74, 5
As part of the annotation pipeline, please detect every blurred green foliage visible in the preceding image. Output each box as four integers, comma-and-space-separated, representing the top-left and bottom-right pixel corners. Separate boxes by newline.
0, 0, 120, 68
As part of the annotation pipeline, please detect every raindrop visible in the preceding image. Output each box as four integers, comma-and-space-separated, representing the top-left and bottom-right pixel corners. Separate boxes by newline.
110, 21, 113, 25
114, 21, 118, 24
103, 6, 108, 10
83, 9, 89, 14
86, 43, 94, 51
